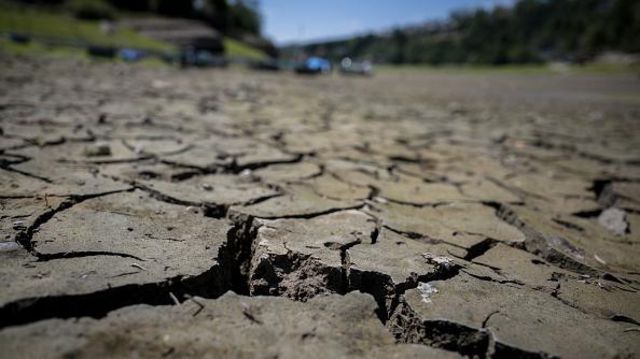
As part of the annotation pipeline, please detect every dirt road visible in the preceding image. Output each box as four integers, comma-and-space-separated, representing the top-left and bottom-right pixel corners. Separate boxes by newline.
1, 57, 639, 358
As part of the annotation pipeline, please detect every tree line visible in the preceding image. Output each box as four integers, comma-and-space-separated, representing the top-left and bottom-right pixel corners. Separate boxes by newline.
285, 0, 639, 65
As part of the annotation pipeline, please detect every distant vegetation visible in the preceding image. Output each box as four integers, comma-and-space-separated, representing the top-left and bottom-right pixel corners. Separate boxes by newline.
8, 0, 263, 37
284, 0, 639, 65
0, 5, 173, 51
5, 0, 274, 55
1, 0, 271, 58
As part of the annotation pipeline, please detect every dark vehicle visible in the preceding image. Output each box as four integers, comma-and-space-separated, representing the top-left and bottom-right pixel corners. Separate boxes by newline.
251, 59, 281, 71
180, 47, 227, 68
295, 57, 331, 74
87, 46, 117, 59
9, 33, 30, 44
339, 57, 373, 76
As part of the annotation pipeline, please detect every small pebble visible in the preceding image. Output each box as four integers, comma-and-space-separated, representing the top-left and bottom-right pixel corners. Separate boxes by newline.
201, 183, 213, 191
598, 207, 628, 236
417, 282, 438, 304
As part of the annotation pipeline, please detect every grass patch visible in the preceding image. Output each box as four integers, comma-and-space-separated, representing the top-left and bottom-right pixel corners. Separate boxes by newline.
224, 37, 266, 60
0, 37, 170, 68
0, 6, 173, 52
0, 37, 87, 58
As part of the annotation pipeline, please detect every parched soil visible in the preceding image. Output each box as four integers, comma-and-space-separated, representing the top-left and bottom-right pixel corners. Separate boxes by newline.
1, 56, 639, 358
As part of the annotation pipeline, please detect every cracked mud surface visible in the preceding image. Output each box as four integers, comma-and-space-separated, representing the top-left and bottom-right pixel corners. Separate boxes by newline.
1, 56, 640, 358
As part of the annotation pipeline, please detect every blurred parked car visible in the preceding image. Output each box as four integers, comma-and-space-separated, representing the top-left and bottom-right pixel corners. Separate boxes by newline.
251, 58, 281, 71
180, 47, 227, 67
9, 32, 30, 44
295, 56, 331, 74
339, 57, 373, 76
119, 48, 146, 62
87, 45, 117, 59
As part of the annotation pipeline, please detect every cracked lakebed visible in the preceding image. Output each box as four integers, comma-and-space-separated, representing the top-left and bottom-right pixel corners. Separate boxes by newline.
1, 57, 640, 358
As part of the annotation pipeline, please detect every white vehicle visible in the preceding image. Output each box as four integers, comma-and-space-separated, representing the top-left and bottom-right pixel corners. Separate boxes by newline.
340, 57, 373, 76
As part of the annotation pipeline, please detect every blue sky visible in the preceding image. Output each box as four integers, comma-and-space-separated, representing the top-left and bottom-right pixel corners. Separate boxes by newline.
261, 0, 516, 45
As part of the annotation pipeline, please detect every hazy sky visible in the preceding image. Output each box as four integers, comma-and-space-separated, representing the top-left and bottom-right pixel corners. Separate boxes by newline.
262, 0, 516, 45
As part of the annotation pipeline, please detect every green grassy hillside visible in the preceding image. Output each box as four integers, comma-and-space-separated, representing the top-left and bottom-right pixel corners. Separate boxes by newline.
0, 6, 267, 60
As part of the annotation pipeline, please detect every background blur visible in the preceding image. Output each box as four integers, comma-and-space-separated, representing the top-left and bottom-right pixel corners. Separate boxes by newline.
0, 0, 638, 69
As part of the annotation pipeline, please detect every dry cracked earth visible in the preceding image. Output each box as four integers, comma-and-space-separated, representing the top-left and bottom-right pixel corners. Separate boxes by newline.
1, 56, 640, 358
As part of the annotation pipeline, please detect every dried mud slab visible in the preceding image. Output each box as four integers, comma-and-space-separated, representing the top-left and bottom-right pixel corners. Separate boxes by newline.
245, 210, 375, 299
502, 205, 640, 274
253, 162, 322, 183
0, 163, 130, 197
0, 190, 231, 327
392, 272, 640, 358
0, 292, 459, 359
368, 201, 525, 250
138, 173, 280, 210
232, 184, 365, 218
348, 228, 464, 315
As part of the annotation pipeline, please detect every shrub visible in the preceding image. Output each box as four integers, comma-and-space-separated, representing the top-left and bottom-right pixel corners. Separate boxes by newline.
66, 0, 116, 21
